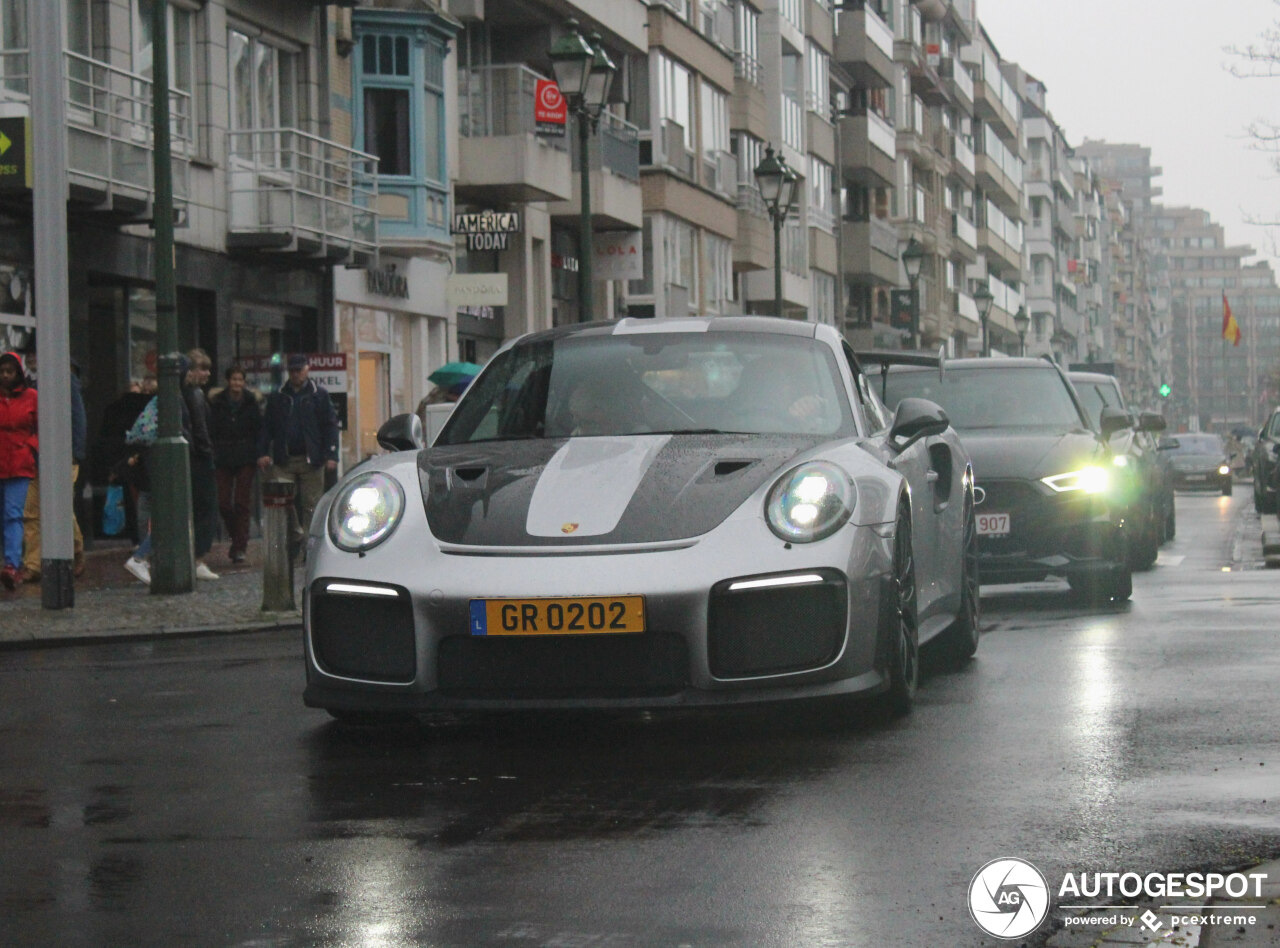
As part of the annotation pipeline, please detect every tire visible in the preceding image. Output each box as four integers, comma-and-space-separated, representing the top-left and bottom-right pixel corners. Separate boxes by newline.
937, 488, 980, 665
1164, 498, 1177, 541
882, 503, 919, 716
1068, 562, 1132, 604
1257, 475, 1277, 514
1223, 481, 1233, 497
1128, 511, 1160, 571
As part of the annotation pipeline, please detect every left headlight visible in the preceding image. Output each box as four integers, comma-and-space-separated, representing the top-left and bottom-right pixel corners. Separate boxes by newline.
328, 472, 406, 552
1041, 466, 1111, 494
765, 461, 855, 543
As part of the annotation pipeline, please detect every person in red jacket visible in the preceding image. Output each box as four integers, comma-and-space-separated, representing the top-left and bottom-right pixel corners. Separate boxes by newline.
0, 350, 38, 589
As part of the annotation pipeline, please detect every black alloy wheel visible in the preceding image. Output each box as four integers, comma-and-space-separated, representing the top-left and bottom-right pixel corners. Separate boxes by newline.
884, 503, 920, 716
938, 487, 980, 664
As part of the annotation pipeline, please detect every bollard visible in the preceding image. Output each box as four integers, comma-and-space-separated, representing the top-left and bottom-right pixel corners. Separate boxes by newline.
261, 480, 297, 612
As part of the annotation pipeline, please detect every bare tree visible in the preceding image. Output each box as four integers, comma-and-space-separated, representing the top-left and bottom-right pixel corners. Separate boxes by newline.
1226, 1, 1280, 234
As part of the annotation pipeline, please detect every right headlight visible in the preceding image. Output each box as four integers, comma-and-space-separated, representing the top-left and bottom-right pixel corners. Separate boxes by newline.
328, 472, 405, 552
765, 461, 855, 543
1041, 466, 1111, 494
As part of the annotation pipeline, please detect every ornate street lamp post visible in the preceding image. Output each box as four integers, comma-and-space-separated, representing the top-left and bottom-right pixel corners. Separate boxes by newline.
1013, 305, 1030, 357
549, 21, 616, 322
753, 144, 798, 319
974, 282, 995, 357
900, 236, 925, 349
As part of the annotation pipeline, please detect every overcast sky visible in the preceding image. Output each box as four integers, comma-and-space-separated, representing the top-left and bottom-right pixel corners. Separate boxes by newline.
974, 0, 1280, 270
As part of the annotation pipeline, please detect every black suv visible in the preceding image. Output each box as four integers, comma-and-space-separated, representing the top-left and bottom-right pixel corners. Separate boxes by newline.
1069, 371, 1174, 569
1252, 406, 1280, 513
880, 357, 1133, 602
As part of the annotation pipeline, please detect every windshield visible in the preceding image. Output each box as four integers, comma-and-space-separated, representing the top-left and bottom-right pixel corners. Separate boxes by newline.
1072, 379, 1126, 433
437, 331, 856, 445
882, 366, 1086, 431
1163, 434, 1225, 455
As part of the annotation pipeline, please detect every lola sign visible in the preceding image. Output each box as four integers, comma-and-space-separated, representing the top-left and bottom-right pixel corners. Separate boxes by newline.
592, 231, 643, 281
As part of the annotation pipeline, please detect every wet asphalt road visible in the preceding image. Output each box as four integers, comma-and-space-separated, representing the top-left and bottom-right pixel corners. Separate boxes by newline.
2, 492, 1279, 948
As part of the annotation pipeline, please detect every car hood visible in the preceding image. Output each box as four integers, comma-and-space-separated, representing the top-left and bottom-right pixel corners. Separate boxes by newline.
419, 434, 827, 546
956, 428, 1103, 482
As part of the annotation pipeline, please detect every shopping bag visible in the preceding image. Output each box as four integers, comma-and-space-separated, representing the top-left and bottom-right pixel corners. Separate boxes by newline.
101, 484, 126, 536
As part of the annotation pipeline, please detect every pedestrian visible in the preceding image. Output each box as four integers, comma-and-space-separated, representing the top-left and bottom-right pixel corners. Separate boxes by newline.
0, 351, 37, 590
92, 379, 153, 539
257, 353, 339, 562
209, 363, 261, 564
183, 349, 219, 580
119, 393, 157, 585
21, 352, 87, 582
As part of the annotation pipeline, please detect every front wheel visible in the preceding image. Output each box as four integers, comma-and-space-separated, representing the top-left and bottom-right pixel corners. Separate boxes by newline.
937, 489, 980, 665
881, 504, 919, 716
1222, 480, 1233, 497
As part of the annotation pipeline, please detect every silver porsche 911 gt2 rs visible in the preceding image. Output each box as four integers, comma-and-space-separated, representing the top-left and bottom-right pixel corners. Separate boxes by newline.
303, 317, 978, 723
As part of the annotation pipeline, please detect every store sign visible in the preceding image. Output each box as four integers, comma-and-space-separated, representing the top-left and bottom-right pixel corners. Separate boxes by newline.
0, 117, 31, 191
453, 211, 522, 252
366, 265, 409, 299
535, 79, 567, 137
241, 352, 350, 430
551, 252, 579, 272
447, 273, 509, 307
592, 231, 644, 281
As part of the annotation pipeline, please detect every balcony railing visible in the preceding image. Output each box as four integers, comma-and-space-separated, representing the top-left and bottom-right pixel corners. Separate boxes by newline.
459, 64, 566, 148
569, 112, 640, 183
0, 49, 192, 212
226, 128, 378, 262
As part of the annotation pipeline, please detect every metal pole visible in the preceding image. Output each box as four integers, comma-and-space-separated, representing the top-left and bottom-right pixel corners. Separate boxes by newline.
773, 211, 783, 319
31, 0, 73, 608
578, 109, 593, 322
149, 0, 195, 593
909, 277, 920, 350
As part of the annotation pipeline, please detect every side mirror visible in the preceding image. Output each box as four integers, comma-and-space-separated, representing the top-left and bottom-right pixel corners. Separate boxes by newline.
1099, 406, 1130, 440
376, 413, 424, 452
1157, 437, 1180, 451
1137, 411, 1166, 433
890, 397, 950, 450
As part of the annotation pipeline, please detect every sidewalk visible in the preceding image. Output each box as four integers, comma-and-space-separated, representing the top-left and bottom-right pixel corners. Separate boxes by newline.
0, 536, 302, 648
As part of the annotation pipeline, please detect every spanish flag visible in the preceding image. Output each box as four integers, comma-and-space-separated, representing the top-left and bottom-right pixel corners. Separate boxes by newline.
1223, 292, 1242, 346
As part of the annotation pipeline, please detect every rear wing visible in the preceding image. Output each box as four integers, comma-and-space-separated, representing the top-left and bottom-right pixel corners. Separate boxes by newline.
855, 347, 947, 402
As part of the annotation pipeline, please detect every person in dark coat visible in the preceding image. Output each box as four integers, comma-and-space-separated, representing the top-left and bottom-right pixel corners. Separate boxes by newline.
183, 348, 218, 580
0, 351, 37, 589
256, 353, 339, 560
209, 363, 262, 564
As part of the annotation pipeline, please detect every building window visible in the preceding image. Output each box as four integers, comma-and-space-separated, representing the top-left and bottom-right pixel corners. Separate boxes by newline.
733, 1, 760, 85
704, 233, 732, 313
655, 52, 693, 150
809, 156, 833, 230
805, 40, 829, 117
363, 88, 410, 176
229, 28, 297, 161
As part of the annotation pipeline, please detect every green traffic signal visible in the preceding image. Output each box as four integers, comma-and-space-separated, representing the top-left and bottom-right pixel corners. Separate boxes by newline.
1158, 383, 1171, 398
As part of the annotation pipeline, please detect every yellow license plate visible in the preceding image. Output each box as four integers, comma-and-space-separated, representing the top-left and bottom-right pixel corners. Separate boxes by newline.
468, 596, 646, 636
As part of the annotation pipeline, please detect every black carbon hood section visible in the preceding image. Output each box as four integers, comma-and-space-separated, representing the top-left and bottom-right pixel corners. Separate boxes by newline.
419, 434, 826, 546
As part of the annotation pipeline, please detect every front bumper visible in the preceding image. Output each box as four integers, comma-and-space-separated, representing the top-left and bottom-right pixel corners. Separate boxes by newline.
974, 478, 1125, 584
302, 516, 895, 712
1171, 469, 1231, 491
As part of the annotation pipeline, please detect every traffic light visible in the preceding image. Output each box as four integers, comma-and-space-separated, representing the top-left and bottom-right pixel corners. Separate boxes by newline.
1158, 382, 1171, 398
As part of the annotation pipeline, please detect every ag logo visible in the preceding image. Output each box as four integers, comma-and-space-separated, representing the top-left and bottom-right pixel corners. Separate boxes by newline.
968, 857, 1050, 939
538, 82, 564, 113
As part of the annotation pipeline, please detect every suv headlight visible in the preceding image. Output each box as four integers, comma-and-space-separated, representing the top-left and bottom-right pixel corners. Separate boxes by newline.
1041, 466, 1111, 494
328, 472, 405, 552
765, 461, 855, 542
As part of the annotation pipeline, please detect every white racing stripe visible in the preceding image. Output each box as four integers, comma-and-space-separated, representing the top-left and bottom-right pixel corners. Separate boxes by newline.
525, 435, 672, 537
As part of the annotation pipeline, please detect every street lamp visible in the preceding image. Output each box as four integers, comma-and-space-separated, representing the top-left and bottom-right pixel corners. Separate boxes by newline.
900, 236, 925, 349
753, 144, 798, 319
549, 21, 616, 322
1013, 305, 1030, 357
974, 282, 995, 356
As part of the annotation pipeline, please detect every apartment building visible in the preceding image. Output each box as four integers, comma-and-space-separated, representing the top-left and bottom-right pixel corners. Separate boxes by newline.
1073, 140, 1169, 409
1070, 154, 1111, 365
0, 0, 361, 444
1152, 206, 1279, 431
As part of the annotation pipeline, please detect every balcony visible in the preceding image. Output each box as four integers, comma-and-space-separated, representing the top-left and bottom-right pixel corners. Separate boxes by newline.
833, 7, 894, 88
951, 212, 978, 263
0, 50, 191, 219
940, 57, 973, 113
900, 42, 948, 106
841, 215, 898, 284
456, 64, 571, 204
734, 185, 772, 271
839, 110, 895, 187
226, 129, 378, 266
950, 134, 975, 186
548, 113, 642, 231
